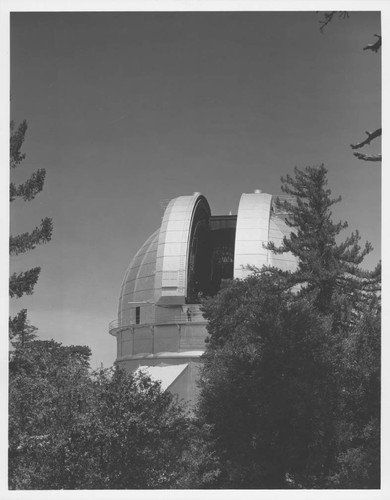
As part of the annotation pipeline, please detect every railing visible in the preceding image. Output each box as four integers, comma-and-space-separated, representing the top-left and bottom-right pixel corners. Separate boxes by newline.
173, 311, 205, 323
108, 310, 207, 335
109, 319, 121, 334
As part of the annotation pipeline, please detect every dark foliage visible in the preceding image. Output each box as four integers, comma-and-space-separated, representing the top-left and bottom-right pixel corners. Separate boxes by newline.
9, 268, 41, 299
9, 333, 219, 489
10, 120, 28, 169
199, 276, 342, 488
10, 218, 53, 256
197, 165, 380, 488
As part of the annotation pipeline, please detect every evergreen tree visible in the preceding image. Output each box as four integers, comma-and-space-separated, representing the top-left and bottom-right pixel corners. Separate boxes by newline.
9, 120, 53, 335
267, 164, 378, 315
198, 165, 380, 488
199, 275, 341, 488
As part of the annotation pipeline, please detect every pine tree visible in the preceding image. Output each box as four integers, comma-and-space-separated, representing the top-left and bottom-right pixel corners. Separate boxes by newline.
9, 121, 53, 338
267, 164, 379, 315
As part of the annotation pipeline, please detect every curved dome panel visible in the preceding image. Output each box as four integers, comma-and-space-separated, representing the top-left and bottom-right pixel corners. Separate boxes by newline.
234, 192, 298, 279
234, 192, 273, 279
154, 193, 210, 304
118, 229, 159, 327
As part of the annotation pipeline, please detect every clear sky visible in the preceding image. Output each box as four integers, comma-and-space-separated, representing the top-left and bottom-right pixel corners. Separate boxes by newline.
9, 10, 381, 369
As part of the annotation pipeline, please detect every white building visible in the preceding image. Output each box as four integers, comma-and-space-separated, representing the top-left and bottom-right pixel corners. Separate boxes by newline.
109, 191, 297, 404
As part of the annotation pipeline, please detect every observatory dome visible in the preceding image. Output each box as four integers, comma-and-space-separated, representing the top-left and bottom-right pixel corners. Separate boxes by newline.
110, 190, 298, 405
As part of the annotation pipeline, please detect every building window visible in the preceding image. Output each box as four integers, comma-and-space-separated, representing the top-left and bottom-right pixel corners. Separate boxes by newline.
135, 306, 140, 325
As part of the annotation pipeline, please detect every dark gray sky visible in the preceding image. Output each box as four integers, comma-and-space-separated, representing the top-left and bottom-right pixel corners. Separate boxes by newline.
10, 11, 381, 368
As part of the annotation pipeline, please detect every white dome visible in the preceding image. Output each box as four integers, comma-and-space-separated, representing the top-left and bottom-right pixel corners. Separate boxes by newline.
118, 229, 159, 327
112, 190, 298, 405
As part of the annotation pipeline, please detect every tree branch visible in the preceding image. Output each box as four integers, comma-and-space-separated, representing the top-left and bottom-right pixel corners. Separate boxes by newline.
10, 120, 28, 169
353, 152, 382, 162
350, 128, 381, 150
363, 34, 381, 53
10, 218, 53, 256
10, 168, 47, 202
9, 267, 41, 298
318, 11, 349, 33
9, 309, 38, 342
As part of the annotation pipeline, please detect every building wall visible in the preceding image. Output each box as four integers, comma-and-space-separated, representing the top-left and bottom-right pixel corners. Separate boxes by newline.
168, 361, 202, 404
115, 313, 208, 361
